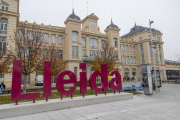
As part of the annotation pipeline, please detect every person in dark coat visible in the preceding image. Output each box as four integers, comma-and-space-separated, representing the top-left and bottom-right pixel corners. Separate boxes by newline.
0, 82, 5, 93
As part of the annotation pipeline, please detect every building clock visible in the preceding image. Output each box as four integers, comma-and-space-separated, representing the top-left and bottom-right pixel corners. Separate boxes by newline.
91, 22, 95, 27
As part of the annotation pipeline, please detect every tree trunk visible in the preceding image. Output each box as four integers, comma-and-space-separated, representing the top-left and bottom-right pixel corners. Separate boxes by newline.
23, 74, 28, 93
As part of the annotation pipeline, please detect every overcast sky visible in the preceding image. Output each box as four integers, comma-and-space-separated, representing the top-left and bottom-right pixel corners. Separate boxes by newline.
19, 0, 180, 61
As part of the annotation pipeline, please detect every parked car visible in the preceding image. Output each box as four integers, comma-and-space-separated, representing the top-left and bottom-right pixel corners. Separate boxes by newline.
36, 75, 43, 86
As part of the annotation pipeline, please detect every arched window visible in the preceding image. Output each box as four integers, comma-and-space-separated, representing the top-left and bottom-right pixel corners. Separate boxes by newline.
72, 31, 78, 41
89, 38, 98, 49
1, 18, 8, 34
140, 37, 143, 41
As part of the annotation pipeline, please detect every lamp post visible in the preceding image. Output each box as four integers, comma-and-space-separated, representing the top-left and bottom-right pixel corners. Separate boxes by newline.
149, 19, 158, 93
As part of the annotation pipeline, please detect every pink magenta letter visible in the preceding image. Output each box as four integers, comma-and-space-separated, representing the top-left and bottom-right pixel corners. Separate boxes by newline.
109, 71, 122, 91
11, 60, 40, 101
56, 70, 77, 95
89, 64, 108, 93
79, 63, 87, 95
43, 61, 51, 99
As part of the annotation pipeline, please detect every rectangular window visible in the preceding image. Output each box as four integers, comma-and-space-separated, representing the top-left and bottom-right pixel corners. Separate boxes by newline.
158, 37, 160, 41
72, 31, 78, 41
153, 35, 156, 40
89, 38, 98, 49
59, 50, 63, 59
123, 56, 126, 63
114, 51, 118, 59
127, 56, 129, 63
27, 31, 33, 40
82, 49, 86, 57
51, 34, 56, 44
160, 55, 162, 64
155, 54, 158, 64
158, 45, 161, 54
141, 54, 145, 64
43, 33, 49, 43
18, 30, 24, 40
130, 56, 133, 64
90, 50, 98, 57
58, 35, 63, 44
133, 46, 135, 53
122, 44, 125, 52
149, 35, 151, 39
1, 2, 9, 11
130, 46, 132, 52
74, 67, 77, 77
126, 45, 128, 52
140, 44, 143, 53
134, 57, 136, 64
154, 45, 157, 53
101, 40, 106, 49
82, 38, 86, 48
36, 32, 41, 42
0, 37, 6, 55
113, 38, 117, 47
72, 46, 78, 57
1, 23, 7, 31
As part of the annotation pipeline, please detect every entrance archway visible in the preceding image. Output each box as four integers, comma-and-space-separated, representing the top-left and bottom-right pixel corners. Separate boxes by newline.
124, 68, 130, 81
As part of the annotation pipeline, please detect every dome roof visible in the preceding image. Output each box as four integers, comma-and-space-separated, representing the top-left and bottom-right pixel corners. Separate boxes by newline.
106, 19, 119, 29
69, 9, 81, 20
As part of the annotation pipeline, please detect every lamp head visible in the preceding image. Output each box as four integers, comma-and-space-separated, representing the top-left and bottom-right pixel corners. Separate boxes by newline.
150, 21, 154, 24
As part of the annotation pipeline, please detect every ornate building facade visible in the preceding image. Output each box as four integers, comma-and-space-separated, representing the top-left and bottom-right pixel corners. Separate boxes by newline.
1, 0, 179, 87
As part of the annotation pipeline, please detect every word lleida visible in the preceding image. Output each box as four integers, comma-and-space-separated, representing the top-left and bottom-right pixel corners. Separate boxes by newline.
11, 60, 122, 105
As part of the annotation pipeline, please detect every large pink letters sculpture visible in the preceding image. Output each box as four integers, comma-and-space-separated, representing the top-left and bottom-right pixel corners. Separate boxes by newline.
11, 60, 122, 105
11, 60, 40, 105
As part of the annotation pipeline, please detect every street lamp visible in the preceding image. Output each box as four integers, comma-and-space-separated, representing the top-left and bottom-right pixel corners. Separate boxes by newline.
149, 19, 158, 93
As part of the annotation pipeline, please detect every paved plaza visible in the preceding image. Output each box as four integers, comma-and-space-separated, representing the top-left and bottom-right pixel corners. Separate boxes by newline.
1, 82, 180, 120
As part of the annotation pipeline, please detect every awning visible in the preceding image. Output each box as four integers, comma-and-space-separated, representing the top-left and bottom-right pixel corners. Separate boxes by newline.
140, 69, 147, 73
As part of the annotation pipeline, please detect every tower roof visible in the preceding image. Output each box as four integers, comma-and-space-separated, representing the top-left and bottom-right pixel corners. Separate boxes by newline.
69, 9, 81, 20
106, 19, 119, 29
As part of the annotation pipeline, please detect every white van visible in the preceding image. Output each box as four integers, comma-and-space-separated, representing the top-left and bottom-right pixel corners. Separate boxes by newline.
36, 75, 43, 86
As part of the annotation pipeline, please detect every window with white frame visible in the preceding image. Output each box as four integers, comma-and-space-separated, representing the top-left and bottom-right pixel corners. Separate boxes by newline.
134, 57, 136, 64
140, 44, 143, 53
1, 2, 8, 11
58, 35, 63, 44
141, 54, 145, 64
114, 51, 118, 59
0, 37, 6, 55
43, 33, 49, 43
27, 31, 33, 40
113, 38, 117, 47
90, 50, 98, 57
89, 38, 98, 49
122, 44, 125, 52
127, 56, 129, 63
101, 40, 106, 49
130, 45, 132, 52
123, 56, 126, 63
1, 18, 8, 34
51, 34, 56, 44
72, 46, 78, 57
18, 29, 24, 40
126, 45, 128, 52
153, 35, 156, 40
133, 46, 135, 53
158, 37, 160, 41
72, 31, 78, 41
82, 49, 86, 57
140, 37, 143, 41
130, 56, 133, 64
82, 37, 86, 48
149, 35, 151, 39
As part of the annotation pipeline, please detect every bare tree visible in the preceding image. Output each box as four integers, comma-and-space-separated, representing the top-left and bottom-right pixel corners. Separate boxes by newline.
8, 23, 47, 93
92, 40, 120, 74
